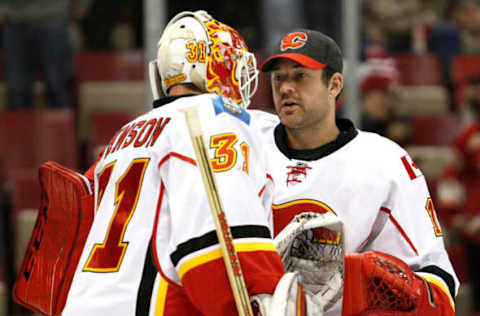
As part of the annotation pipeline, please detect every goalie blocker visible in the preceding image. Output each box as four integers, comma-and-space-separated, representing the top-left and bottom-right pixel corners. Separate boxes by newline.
13, 161, 94, 316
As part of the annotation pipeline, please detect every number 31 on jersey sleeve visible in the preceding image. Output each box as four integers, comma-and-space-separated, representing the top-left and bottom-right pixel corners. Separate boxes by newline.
210, 133, 250, 174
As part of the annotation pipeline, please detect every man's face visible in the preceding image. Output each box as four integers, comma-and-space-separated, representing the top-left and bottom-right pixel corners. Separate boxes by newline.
362, 90, 394, 122
270, 59, 333, 131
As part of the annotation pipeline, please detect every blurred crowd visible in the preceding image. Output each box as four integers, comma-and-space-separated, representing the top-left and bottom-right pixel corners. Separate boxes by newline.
361, 2, 480, 314
1, 0, 480, 315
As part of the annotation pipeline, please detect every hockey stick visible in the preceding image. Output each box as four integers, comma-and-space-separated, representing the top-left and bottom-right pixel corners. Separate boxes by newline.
181, 105, 254, 316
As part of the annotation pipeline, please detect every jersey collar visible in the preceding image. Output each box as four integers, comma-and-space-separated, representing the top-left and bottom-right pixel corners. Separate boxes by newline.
274, 118, 358, 161
152, 94, 198, 108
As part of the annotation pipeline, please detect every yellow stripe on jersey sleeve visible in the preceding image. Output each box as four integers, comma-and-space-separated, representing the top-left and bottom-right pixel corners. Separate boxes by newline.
417, 272, 455, 311
154, 278, 169, 316
178, 242, 277, 280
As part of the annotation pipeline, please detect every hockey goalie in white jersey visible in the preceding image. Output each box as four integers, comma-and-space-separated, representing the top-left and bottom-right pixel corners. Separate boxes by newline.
253, 28, 459, 315
14, 10, 325, 316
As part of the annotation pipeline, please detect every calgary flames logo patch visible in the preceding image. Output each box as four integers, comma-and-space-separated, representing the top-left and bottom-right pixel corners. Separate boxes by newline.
280, 32, 308, 51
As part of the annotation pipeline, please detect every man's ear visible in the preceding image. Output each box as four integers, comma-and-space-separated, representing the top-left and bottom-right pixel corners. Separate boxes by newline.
329, 73, 343, 100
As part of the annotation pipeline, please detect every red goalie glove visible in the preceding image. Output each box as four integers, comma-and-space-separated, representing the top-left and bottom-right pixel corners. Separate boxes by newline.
342, 251, 454, 316
13, 161, 94, 316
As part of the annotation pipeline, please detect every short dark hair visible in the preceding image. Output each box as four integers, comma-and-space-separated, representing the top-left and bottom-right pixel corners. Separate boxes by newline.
321, 67, 336, 85
322, 68, 343, 101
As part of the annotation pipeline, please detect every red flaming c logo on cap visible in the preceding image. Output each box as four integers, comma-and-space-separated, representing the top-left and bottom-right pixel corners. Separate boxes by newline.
280, 32, 307, 51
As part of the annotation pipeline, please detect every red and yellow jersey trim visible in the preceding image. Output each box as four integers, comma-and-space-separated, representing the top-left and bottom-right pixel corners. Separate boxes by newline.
417, 272, 455, 311
178, 242, 277, 280
154, 278, 169, 316
272, 199, 336, 235
272, 199, 335, 212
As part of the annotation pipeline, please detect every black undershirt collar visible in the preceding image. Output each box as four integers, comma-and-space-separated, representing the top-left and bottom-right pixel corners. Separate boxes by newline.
274, 118, 358, 161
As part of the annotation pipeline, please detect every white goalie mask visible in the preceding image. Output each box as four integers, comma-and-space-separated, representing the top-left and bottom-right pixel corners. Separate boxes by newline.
149, 10, 258, 108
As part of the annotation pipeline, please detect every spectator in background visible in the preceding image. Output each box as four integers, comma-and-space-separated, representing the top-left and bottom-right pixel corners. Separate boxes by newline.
0, 0, 89, 109
437, 75, 480, 314
449, 0, 480, 54
361, 0, 448, 58
361, 0, 419, 54
360, 72, 396, 136
359, 58, 411, 146
429, 0, 480, 92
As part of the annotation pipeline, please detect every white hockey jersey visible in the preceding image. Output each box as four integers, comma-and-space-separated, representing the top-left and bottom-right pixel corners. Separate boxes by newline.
62, 94, 284, 316
250, 110, 459, 315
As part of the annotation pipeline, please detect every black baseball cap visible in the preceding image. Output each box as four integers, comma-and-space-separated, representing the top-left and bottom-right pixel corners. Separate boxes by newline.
260, 29, 343, 73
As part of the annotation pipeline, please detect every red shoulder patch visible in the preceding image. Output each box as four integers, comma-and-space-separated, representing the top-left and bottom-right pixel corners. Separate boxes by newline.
401, 155, 422, 180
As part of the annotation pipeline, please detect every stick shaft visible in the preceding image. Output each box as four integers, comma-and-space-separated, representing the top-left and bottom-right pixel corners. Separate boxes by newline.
181, 105, 253, 316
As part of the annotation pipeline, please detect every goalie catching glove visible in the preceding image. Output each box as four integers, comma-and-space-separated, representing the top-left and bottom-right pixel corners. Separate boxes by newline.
342, 250, 455, 316
274, 212, 345, 312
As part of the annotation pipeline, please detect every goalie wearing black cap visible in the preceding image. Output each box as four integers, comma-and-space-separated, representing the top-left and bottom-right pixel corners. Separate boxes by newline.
252, 28, 459, 315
